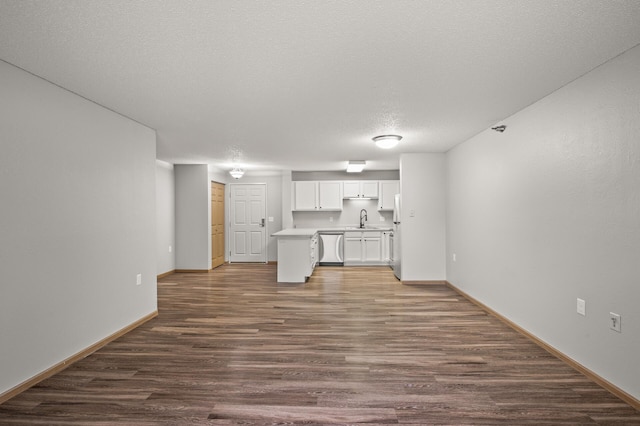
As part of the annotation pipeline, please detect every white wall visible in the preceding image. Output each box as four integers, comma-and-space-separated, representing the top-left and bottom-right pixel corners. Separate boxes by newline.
446, 44, 640, 399
0, 60, 157, 395
175, 164, 211, 270
156, 160, 175, 275
400, 153, 447, 281
281, 170, 293, 230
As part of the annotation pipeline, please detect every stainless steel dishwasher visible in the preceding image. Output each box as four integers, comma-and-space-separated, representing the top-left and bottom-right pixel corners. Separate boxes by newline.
318, 232, 344, 265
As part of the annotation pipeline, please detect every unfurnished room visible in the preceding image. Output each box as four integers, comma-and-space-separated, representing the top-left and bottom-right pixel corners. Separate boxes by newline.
1, 1, 639, 424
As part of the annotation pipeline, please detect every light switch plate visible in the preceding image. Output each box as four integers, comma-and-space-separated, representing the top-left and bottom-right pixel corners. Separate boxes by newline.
609, 312, 621, 332
576, 298, 586, 316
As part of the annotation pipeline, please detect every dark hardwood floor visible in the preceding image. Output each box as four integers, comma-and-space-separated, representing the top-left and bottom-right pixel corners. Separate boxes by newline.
1, 264, 638, 424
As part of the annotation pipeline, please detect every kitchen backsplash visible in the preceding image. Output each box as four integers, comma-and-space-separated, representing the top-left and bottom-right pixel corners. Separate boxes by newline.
292, 198, 393, 228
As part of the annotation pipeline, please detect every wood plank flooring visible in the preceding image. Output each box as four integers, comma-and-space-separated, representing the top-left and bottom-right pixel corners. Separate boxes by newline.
1, 264, 638, 424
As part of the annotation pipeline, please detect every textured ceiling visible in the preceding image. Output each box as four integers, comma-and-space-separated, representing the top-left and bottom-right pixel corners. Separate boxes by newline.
1, 1, 640, 173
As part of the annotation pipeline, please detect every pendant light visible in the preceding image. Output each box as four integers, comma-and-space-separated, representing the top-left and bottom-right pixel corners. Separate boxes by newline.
229, 168, 244, 179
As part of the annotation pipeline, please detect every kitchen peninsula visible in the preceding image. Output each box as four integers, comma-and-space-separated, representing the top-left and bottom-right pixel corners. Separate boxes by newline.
272, 226, 392, 283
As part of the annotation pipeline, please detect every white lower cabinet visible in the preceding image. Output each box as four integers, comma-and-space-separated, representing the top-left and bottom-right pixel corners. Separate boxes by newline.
276, 233, 318, 282
344, 231, 384, 265
363, 235, 382, 262
344, 234, 364, 263
381, 231, 392, 262
310, 233, 318, 271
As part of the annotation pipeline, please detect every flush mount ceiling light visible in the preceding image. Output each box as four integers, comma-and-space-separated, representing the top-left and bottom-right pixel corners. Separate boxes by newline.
372, 134, 402, 149
229, 167, 244, 179
346, 160, 366, 173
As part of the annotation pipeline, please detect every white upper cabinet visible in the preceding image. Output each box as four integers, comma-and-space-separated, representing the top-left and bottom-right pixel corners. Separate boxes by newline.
318, 181, 343, 210
362, 181, 379, 198
292, 181, 343, 211
378, 180, 400, 211
342, 181, 360, 198
293, 181, 318, 210
343, 181, 379, 199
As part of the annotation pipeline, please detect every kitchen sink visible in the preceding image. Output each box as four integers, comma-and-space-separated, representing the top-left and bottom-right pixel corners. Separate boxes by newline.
345, 225, 381, 230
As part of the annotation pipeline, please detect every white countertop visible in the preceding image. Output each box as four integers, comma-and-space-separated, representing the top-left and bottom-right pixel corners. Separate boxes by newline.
271, 228, 318, 237
272, 226, 392, 238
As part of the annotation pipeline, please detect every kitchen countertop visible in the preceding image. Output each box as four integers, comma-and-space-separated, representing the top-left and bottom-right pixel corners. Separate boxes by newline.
272, 225, 392, 238
271, 228, 318, 237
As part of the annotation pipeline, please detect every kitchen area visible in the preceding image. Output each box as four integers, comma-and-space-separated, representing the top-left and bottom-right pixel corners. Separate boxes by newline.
272, 173, 401, 283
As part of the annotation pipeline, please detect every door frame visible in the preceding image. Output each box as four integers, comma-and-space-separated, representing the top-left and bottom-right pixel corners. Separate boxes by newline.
228, 182, 268, 263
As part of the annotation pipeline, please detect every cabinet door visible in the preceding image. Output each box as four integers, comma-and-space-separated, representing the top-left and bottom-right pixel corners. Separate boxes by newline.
363, 235, 382, 262
381, 231, 390, 262
361, 181, 379, 198
344, 235, 363, 263
309, 235, 318, 272
293, 181, 317, 210
343, 181, 360, 198
318, 181, 343, 210
378, 181, 399, 210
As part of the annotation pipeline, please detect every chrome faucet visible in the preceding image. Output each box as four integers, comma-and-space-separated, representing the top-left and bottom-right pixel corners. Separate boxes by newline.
359, 209, 368, 229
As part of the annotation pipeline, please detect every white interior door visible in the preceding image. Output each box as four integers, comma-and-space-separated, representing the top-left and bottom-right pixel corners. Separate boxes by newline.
229, 184, 267, 263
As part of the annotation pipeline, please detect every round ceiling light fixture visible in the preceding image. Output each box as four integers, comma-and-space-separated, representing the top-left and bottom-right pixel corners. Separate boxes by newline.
372, 134, 402, 149
229, 167, 244, 179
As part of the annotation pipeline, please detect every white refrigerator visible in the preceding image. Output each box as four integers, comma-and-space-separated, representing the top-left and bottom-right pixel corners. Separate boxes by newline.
392, 194, 401, 280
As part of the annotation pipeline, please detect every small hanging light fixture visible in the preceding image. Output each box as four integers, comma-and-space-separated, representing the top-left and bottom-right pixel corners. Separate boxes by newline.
229, 167, 244, 179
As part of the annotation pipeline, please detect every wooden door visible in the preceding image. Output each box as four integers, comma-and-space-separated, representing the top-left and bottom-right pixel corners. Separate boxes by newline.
211, 181, 225, 269
229, 184, 267, 263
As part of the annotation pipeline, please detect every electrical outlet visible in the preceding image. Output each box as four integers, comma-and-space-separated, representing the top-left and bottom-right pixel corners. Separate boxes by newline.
168, 245, 172, 253
576, 298, 586, 316
609, 312, 621, 332
268, 216, 274, 222
452, 253, 457, 262
136, 274, 142, 286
